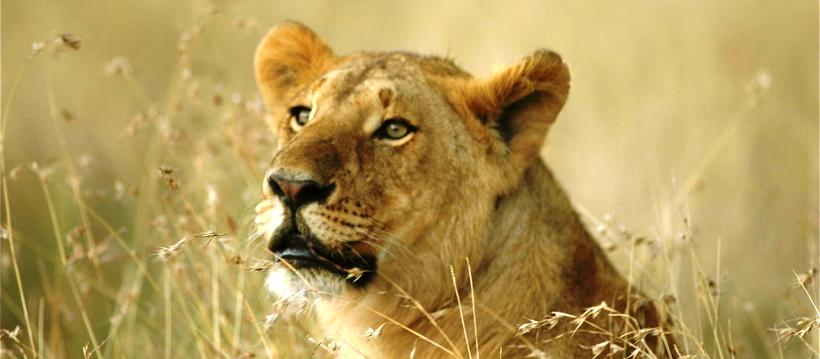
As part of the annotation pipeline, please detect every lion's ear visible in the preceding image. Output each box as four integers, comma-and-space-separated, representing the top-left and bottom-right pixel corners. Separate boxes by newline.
254, 21, 335, 109
468, 50, 570, 170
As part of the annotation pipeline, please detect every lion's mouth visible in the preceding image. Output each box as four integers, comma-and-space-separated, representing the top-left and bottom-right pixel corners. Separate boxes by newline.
270, 231, 377, 287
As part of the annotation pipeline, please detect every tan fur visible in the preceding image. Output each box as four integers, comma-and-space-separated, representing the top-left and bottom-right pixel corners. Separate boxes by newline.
253, 21, 676, 358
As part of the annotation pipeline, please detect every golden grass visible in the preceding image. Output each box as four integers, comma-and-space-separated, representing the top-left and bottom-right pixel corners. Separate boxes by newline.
1, 0, 817, 357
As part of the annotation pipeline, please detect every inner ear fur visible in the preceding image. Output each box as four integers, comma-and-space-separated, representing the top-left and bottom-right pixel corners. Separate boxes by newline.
254, 21, 336, 110
467, 50, 570, 171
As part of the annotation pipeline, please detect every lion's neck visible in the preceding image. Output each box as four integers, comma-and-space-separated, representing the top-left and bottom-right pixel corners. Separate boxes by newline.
483, 159, 585, 257
318, 160, 610, 358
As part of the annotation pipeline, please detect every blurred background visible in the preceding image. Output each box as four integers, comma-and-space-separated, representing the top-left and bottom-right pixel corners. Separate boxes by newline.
1, 0, 817, 357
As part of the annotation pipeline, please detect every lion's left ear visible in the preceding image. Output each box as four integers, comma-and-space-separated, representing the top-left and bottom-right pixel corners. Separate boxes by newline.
467, 50, 570, 171
254, 21, 336, 110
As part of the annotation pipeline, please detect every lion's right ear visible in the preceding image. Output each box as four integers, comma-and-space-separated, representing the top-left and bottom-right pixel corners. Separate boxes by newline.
254, 21, 335, 109
465, 50, 570, 175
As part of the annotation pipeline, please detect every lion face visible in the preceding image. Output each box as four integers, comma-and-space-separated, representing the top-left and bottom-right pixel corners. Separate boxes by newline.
256, 55, 476, 294
253, 22, 570, 297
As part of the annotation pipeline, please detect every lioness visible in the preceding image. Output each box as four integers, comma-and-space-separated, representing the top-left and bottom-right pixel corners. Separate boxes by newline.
253, 21, 675, 358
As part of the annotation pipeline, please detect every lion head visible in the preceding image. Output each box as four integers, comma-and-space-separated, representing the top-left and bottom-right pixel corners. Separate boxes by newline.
253, 21, 570, 299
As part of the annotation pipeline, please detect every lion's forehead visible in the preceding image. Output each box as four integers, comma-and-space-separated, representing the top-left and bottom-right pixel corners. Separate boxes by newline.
304, 57, 434, 133
318, 56, 424, 101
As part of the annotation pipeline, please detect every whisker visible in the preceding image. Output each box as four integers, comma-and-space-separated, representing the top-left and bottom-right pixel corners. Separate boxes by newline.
338, 240, 370, 263
362, 227, 413, 254
356, 229, 409, 258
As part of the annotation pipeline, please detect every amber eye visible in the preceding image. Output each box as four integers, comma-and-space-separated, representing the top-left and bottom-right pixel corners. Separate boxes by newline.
375, 118, 416, 141
289, 106, 311, 127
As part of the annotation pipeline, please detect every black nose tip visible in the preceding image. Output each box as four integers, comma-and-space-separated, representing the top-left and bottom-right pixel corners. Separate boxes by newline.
267, 172, 335, 210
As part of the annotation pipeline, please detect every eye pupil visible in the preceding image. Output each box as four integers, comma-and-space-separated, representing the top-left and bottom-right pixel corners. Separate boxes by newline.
376, 118, 415, 141
387, 123, 406, 138
290, 106, 311, 127
296, 109, 310, 125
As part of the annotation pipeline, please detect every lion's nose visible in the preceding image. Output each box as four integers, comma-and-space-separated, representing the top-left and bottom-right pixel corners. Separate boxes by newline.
267, 171, 335, 210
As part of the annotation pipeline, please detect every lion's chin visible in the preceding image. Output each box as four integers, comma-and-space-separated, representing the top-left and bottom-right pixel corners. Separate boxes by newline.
265, 266, 350, 299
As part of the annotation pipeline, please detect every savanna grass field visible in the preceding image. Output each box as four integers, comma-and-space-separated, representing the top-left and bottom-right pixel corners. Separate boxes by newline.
1, 0, 818, 357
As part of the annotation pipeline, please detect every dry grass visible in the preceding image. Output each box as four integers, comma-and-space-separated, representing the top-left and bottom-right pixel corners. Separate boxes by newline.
1, 0, 817, 358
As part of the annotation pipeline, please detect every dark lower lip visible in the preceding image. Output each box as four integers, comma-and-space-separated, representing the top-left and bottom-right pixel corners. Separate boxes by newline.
271, 234, 377, 287
276, 247, 346, 275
